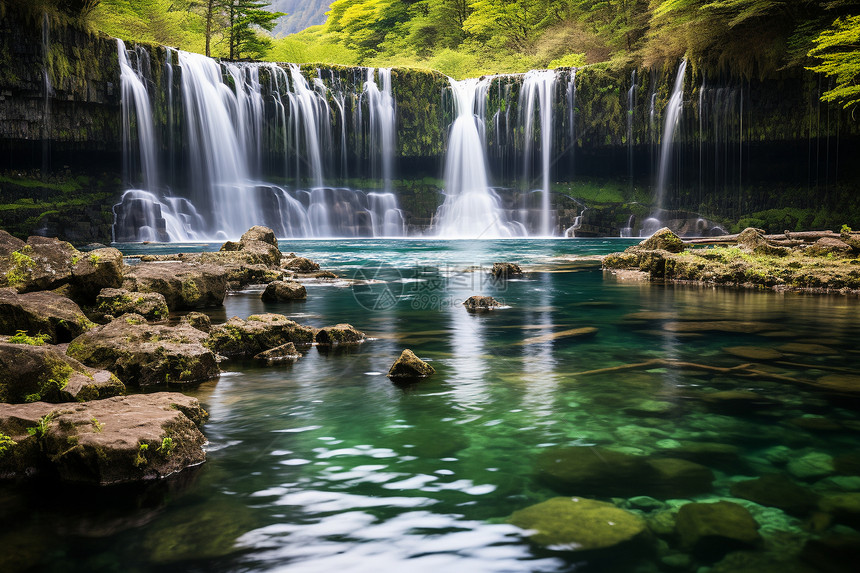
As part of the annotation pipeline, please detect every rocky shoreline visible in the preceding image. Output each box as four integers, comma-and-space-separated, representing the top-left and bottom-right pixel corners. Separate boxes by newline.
0, 225, 372, 486
603, 227, 860, 295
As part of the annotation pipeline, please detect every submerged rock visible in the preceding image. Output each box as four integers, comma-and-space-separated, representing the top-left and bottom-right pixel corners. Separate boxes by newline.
0, 288, 93, 343
206, 314, 314, 358
254, 342, 301, 364
643, 458, 715, 498
812, 374, 860, 395
507, 496, 648, 551
387, 349, 435, 379
491, 262, 523, 278
730, 474, 819, 516
96, 288, 168, 321
638, 228, 685, 253
0, 393, 207, 485
67, 315, 219, 386
722, 346, 784, 360
676, 501, 761, 557
536, 446, 650, 497
315, 324, 366, 345
787, 452, 836, 480
261, 280, 306, 302
0, 342, 124, 403
463, 295, 502, 311
818, 493, 860, 526
122, 262, 227, 310
519, 327, 598, 345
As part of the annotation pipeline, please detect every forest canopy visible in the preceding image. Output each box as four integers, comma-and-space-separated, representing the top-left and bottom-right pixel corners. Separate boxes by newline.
7, 0, 860, 106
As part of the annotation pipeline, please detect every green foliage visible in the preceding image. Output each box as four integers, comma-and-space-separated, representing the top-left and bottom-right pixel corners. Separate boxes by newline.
9, 330, 50, 346
6, 249, 36, 286
157, 436, 175, 456
0, 433, 16, 458
91, 417, 104, 432
27, 412, 56, 440
808, 15, 860, 109
91, 0, 209, 53
134, 442, 149, 467
548, 52, 586, 68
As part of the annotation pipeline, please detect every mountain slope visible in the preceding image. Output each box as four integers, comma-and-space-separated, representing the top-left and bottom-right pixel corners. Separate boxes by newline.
269, 0, 332, 37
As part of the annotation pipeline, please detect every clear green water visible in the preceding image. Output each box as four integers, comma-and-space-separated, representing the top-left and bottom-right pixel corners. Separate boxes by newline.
3, 239, 860, 572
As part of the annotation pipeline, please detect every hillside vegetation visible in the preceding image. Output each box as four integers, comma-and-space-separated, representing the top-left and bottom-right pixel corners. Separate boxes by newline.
6, 0, 860, 107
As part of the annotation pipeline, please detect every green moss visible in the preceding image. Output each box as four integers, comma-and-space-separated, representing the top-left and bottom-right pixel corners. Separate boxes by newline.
9, 330, 50, 345
181, 279, 200, 304
0, 433, 17, 458
88, 253, 101, 264
157, 436, 175, 456
27, 412, 56, 440
133, 443, 149, 467
6, 249, 36, 286
91, 417, 103, 432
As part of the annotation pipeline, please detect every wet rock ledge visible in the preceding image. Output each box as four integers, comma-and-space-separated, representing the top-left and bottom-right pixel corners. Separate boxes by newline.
603, 227, 860, 294
0, 224, 352, 487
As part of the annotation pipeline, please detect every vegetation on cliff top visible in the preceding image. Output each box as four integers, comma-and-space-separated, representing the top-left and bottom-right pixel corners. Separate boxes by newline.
6, 0, 860, 107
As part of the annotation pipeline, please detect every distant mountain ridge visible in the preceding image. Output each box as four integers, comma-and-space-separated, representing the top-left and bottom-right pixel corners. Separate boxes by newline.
269, 0, 332, 37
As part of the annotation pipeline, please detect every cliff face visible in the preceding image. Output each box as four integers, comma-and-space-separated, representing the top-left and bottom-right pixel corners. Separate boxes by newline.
0, 11, 858, 242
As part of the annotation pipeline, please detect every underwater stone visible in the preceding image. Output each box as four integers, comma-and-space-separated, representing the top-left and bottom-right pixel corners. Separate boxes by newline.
729, 474, 819, 516
812, 476, 860, 493
507, 496, 648, 551
818, 493, 860, 527
787, 452, 835, 480
676, 501, 761, 557
812, 374, 860, 395
722, 346, 784, 360
644, 458, 715, 498
536, 446, 652, 497
628, 496, 666, 512
387, 349, 435, 379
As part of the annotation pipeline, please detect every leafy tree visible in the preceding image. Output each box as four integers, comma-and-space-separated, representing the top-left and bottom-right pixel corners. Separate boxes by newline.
808, 14, 860, 109
222, 0, 286, 60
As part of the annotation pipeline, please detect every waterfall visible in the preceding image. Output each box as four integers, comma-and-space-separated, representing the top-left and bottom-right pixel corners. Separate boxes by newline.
363, 68, 396, 191
567, 69, 576, 175
653, 59, 688, 222
520, 70, 557, 236
113, 46, 406, 242
434, 78, 522, 238
627, 70, 637, 193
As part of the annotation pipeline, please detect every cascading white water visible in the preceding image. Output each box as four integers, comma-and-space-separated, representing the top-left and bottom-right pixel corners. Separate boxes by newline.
653, 59, 688, 221
434, 78, 521, 238
520, 70, 557, 236
363, 68, 396, 192
114, 46, 406, 241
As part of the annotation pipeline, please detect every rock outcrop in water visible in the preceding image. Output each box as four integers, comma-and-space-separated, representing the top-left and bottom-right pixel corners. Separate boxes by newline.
463, 295, 502, 311
388, 349, 435, 380
261, 280, 307, 302
604, 227, 860, 294
315, 324, 366, 346
206, 314, 315, 358
0, 393, 208, 485
67, 314, 219, 386
0, 342, 124, 403
96, 288, 169, 321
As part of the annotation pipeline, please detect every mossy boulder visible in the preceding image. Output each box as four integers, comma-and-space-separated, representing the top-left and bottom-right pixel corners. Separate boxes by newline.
0, 342, 124, 403
491, 262, 523, 278
122, 262, 227, 310
730, 474, 819, 516
282, 256, 321, 273
463, 295, 502, 311
818, 493, 860, 527
67, 315, 219, 386
240, 226, 277, 247
96, 288, 168, 321
315, 324, 366, 346
0, 393, 207, 485
206, 314, 315, 358
638, 227, 685, 253
643, 458, 714, 498
69, 247, 124, 302
254, 342, 301, 364
0, 236, 78, 292
387, 349, 435, 379
807, 237, 852, 257
261, 280, 307, 302
231, 226, 281, 266
181, 312, 212, 333
676, 501, 761, 558
0, 288, 93, 343
507, 497, 648, 551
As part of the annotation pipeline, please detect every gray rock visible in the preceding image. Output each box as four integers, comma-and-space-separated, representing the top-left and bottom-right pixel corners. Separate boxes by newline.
96, 288, 168, 321
122, 262, 227, 310
206, 314, 314, 358
261, 280, 306, 302
0, 288, 93, 343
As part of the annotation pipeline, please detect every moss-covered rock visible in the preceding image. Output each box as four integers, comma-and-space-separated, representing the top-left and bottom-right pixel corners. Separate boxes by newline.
282, 256, 321, 273
388, 349, 435, 379
536, 446, 651, 497
730, 474, 819, 516
491, 262, 523, 278
122, 262, 227, 310
254, 342, 301, 364
0, 342, 124, 403
181, 312, 212, 333
315, 324, 366, 346
261, 280, 306, 302
206, 314, 314, 358
637, 227, 685, 253
0, 288, 93, 343
69, 247, 124, 302
463, 295, 502, 311
67, 315, 219, 386
0, 393, 207, 485
507, 497, 648, 551
96, 288, 168, 321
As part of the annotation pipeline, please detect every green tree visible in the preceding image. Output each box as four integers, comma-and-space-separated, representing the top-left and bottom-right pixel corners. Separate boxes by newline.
808, 14, 860, 109
223, 0, 286, 60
